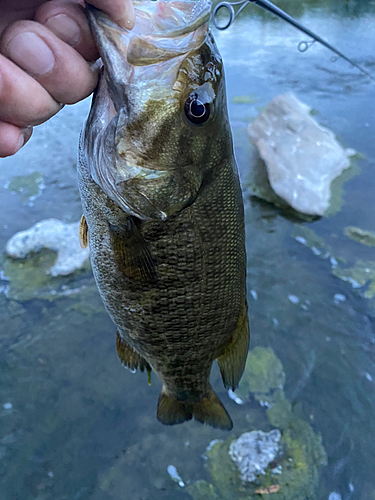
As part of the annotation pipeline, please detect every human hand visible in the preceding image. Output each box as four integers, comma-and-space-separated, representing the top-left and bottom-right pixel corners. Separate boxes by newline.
0, 0, 135, 157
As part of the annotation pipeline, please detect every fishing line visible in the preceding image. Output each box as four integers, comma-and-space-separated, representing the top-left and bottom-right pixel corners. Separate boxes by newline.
213, 0, 375, 82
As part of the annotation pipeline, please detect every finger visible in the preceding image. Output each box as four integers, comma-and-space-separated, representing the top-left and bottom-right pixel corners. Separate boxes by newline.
88, 0, 136, 29
0, 54, 62, 127
1, 20, 97, 105
35, 1, 99, 61
0, 122, 33, 158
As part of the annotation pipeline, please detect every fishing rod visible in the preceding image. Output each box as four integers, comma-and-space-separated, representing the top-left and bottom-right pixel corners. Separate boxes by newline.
213, 0, 375, 82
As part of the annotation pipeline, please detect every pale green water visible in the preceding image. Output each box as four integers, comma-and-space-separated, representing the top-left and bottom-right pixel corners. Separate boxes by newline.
1, 1, 375, 499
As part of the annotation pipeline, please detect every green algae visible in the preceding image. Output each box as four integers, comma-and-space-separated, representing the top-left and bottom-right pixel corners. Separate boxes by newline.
233, 95, 259, 104
267, 390, 292, 429
188, 347, 327, 500
292, 225, 375, 300
291, 225, 332, 257
187, 480, 221, 500
344, 226, 375, 247
2, 250, 93, 302
3, 250, 60, 301
332, 260, 375, 299
188, 420, 326, 500
324, 156, 361, 217
266, 393, 327, 500
265, 419, 326, 500
8, 172, 44, 203
236, 346, 285, 402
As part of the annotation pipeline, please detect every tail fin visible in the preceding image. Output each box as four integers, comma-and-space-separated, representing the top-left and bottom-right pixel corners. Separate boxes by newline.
157, 387, 233, 430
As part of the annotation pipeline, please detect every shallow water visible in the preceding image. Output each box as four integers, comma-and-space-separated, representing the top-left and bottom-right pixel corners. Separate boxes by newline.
1, 1, 375, 499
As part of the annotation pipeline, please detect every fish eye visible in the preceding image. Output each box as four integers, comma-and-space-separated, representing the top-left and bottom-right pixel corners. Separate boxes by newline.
184, 93, 210, 125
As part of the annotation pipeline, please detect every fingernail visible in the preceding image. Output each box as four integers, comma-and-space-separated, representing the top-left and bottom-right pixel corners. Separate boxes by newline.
7, 32, 55, 76
44, 14, 81, 47
21, 126, 33, 146
16, 134, 24, 151
16, 126, 33, 150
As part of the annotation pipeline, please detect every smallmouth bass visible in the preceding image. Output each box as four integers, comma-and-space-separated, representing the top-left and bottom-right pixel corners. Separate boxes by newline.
78, 0, 249, 430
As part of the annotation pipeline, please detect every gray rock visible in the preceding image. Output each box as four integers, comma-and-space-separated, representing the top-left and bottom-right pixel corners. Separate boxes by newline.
229, 429, 281, 483
5, 218, 89, 276
248, 93, 356, 216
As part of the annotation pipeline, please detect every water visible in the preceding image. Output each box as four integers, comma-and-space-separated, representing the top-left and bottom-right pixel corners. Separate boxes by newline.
1, 1, 375, 499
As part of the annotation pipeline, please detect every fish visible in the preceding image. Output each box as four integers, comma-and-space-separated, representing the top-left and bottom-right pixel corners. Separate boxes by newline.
78, 0, 249, 430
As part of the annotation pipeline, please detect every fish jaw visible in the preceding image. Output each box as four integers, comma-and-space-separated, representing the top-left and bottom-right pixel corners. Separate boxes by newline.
86, 0, 211, 111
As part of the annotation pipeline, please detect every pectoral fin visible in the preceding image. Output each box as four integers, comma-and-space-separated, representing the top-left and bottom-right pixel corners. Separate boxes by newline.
116, 332, 151, 373
157, 386, 233, 430
216, 302, 250, 391
109, 216, 156, 281
79, 214, 88, 249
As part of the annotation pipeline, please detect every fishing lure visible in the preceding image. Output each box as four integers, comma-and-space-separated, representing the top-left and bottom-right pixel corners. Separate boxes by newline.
213, 0, 375, 82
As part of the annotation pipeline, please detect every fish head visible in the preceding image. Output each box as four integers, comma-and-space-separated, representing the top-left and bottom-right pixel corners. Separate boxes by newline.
84, 0, 234, 220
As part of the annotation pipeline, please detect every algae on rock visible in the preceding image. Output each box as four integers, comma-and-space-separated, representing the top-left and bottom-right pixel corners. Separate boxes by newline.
187, 347, 327, 500
235, 346, 285, 403
292, 225, 375, 300
3, 218, 92, 301
332, 260, 375, 299
7, 171, 45, 203
344, 226, 375, 247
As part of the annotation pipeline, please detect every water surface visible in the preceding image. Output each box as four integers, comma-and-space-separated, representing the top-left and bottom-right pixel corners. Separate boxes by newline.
1, 1, 375, 499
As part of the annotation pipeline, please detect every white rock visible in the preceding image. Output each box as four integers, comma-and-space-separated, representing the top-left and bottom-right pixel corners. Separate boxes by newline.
288, 294, 299, 304
167, 465, 185, 487
5, 219, 90, 276
328, 492, 342, 500
229, 429, 281, 483
248, 93, 355, 216
333, 293, 346, 305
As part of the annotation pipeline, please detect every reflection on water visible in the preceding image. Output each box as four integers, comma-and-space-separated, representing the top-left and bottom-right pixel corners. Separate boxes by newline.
1, 1, 375, 499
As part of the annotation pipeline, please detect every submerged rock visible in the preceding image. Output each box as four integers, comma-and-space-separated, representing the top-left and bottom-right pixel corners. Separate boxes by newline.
344, 226, 375, 247
188, 347, 327, 500
7, 171, 45, 204
248, 93, 356, 217
3, 219, 92, 301
5, 219, 89, 276
229, 429, 281, 483
292, 225, 375, 302
235, 346, 285, 403
332, 260, 375, 299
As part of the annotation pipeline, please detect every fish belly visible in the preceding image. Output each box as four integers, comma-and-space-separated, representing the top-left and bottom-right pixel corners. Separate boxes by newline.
78, 151, 248, 429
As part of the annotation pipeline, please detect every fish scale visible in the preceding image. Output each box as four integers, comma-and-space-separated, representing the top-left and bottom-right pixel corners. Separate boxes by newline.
78, 0, 249, 430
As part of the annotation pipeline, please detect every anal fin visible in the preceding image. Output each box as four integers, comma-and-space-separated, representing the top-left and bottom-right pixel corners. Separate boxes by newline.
79, 214, 88, 249
116, 332, 151, 374
157, 386, 233, 430
216, 301, 250, 391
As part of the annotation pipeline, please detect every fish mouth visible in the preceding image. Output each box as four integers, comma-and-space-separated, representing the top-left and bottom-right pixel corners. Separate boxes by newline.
84, 1, 215, 221
87, 0, 211, 68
